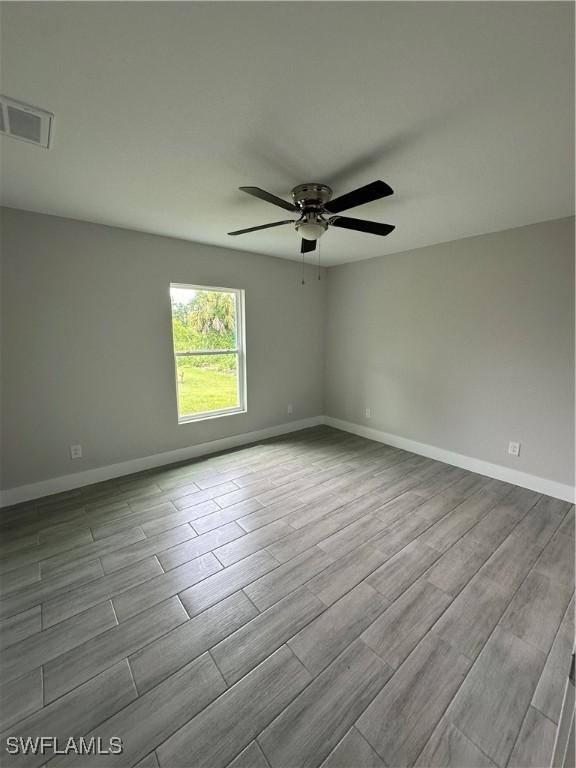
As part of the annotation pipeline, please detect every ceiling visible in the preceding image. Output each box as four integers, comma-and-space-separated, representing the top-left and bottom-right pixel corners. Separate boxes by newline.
1, 1, 574, 266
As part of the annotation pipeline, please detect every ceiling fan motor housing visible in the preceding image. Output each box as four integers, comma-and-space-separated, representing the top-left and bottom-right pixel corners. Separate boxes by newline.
291, 183, 333, 211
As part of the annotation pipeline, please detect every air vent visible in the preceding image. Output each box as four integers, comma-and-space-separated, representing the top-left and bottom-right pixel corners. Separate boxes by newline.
0, 95, 53, 148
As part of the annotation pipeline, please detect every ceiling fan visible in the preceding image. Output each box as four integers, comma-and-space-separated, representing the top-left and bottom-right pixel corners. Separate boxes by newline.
228, 180, 395, 253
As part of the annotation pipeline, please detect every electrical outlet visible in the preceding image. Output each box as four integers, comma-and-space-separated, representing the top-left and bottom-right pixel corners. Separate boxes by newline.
365, 407, 372, 419
70, 444, 83, 460
508, 441, 521, 457
287, 403, 293, 416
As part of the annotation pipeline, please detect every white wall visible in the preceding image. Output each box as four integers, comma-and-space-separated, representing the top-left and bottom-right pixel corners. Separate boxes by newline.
0, 208, 326, 491
2, 209, 573, 501
325, 217, 575, 488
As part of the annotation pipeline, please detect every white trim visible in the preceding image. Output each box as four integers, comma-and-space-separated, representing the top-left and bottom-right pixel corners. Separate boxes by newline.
175, 350, 239, 357
323, 416, 575, 503
178, 405, 247, 425
0, 416, 323, 508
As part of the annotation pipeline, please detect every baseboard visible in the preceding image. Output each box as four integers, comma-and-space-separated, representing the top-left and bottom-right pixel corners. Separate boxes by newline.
0, 416, 324, 508
2, 413, 573, 507
324, 416, 575, 503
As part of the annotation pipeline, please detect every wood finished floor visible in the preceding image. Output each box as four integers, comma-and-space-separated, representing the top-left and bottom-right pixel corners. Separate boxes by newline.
0, 426, 573, 768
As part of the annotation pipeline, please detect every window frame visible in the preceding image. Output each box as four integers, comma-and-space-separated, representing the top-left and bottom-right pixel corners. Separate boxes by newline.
170, 282, 247, 424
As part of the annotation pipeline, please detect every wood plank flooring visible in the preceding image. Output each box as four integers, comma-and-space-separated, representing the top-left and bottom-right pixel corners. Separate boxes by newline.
0, 426, 573, 768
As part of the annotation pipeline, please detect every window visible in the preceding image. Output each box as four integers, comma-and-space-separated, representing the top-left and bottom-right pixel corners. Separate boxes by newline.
169, 283, 246, 423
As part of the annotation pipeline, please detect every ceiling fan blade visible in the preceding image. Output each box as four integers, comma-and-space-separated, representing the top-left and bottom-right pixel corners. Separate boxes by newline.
228, 219, 295, 236
239, 186, 297, 212
330, 216, 395, 236
301, 238, 317, 253
324, 180, 394, 214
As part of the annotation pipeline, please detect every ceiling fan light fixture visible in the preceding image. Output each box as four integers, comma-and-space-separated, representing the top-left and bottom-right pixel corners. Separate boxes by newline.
296, 220, 327, 241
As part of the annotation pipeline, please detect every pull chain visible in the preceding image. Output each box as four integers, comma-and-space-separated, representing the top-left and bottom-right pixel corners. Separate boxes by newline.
317, 237, 321, 280
301, 246, 305, 285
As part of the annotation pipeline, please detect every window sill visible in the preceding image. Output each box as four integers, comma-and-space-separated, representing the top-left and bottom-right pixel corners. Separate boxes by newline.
177, 406, 247, 425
